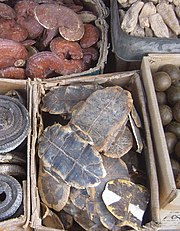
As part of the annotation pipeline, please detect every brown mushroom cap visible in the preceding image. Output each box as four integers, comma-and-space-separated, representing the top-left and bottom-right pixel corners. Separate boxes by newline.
0, 3, 16, 19
34, 3, 84, 41
0, 38, 28, 69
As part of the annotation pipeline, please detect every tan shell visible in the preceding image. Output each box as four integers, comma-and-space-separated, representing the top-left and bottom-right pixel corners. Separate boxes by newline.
121, 1, 144, 33
87, 157, 130, 230
41, 203, 65, 229
130, 24, 145, 37
70, 86, 133, 152
157, 2, 180, 35
149, 13, 169, 38
139, 2, 156, 28
38, 162, 70, 211
104, 126, 133, 158
131, 104, 142, 128
102, 179, 149, 230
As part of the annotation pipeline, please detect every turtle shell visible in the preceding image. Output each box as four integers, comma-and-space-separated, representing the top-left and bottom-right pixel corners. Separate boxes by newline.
42, 84, 102, 115
64, 201, 106, 231
70, 86, 133, 152
63, 201, 95, 230
41, 203, 65, 229
70, 188, 89, 210
38, 124, 106, 189
102, 179, 149, 230
0, 95, 29, 153
87, 156, 130, 230
131, 104, 142, 128
38, 161, 70, 212
104, 126, 133, 159
58, 210, 73, 230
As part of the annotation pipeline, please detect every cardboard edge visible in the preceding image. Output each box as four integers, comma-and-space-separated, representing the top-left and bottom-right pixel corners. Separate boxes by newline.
141, 56, 177, 208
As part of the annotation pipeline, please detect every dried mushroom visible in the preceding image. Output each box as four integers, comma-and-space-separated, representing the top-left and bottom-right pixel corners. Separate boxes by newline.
0, 0, 102, 79
34, 3, 84, 41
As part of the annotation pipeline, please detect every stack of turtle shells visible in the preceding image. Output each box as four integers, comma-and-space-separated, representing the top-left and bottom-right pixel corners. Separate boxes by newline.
0, 90, 30, 221
38, 84, 150, 230
152, 64, 180, 189
0, 0, 101, 79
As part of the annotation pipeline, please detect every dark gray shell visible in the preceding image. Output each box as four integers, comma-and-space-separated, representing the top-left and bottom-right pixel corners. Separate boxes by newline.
64, 201, 106, 231
70, 188, 89, 210
70, 86, 133, 152
104, 126, 133, 158
38, 124, 106, 189
38, 162, 70, 211
102, 179, 149, 230
87, 157, 130, 230
0, 95, 29, 153
42, 84, 102, 115
41, 203, 65, 229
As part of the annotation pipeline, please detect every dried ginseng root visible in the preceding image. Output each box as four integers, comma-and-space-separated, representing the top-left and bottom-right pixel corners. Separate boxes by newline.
119, 0, 180, 39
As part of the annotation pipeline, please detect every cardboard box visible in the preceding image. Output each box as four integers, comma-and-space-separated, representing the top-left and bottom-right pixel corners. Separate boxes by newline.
141, 54, 180, 229
30, 72, 160, 230
0, 79, 32, 231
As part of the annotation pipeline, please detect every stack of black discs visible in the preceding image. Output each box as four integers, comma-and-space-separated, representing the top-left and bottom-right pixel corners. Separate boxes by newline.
0, 90, 30, 221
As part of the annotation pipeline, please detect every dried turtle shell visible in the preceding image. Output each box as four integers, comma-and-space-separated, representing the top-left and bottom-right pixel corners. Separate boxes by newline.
38, 161, 70, 211
42, 84, 102, 115
104, 126, 133, 158
102, 179, 149, 230
58, 210, 73, 230
0, 95, 29, 153
70, 86, 133, 152
70, 188, 89, 210
41, 203, 65, 229
87, 157, 130, 230
38, 124, 106, 189
63, 201, 96, 230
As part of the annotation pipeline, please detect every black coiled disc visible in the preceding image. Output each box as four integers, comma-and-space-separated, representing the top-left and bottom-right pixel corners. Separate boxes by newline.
0, 95, 29, 153
0, 174, 22, 221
